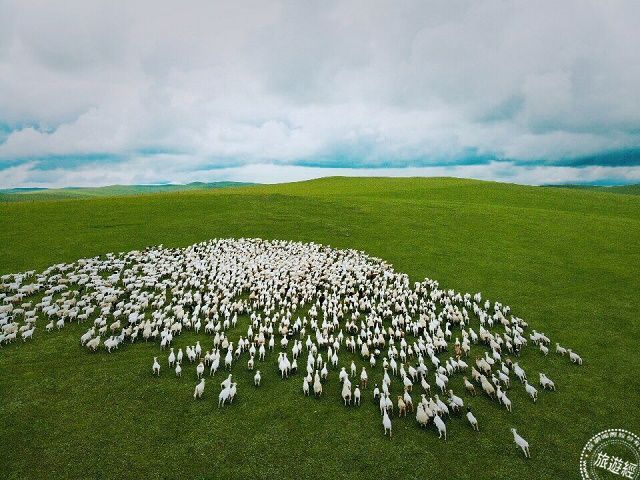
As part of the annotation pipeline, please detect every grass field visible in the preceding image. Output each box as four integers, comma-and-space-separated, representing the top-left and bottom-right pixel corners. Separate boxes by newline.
1, 177, 639, 480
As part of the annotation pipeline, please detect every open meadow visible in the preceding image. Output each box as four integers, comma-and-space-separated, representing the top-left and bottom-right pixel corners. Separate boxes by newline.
1, 177, 639, 480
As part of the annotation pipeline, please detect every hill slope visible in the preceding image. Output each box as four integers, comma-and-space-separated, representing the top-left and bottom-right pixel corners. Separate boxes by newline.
0, 177, 639, 480
0, 181, 253, 202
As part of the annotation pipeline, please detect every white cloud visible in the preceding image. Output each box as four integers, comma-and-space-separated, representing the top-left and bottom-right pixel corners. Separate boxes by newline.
0, 0, 639, 187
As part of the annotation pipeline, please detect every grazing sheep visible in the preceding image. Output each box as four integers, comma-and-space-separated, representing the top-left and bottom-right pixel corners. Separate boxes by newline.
524, 381, 538, 402
193, 379, 205, 399
303, 377, 310, 396
313, 372, 322, 397
539, 373, 556, 391
152, 357, 161, 376
433, 413, 447, 440
382, 409, 392, 437
0, 237, 580, 448
21, 327, 35, 341
397, 396, 407, 417
416, 404, 429, 427
466, 407, 479, 431
218, 384, 232, 407
567, 349, 583, 365
86, 336, 100, 351
511, 428, 531, 458
463, 376, 476, 396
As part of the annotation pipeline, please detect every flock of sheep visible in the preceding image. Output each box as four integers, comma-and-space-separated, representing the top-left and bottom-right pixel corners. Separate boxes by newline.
0, 238, 583, 458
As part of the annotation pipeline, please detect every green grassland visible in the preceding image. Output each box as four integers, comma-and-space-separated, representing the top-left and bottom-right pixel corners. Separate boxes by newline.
546, 183, 640, 195
0, 181, 252, 202
0, 177, 639, 480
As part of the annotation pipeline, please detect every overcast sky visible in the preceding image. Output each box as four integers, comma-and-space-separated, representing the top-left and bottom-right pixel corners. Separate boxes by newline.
1, 0, 640, 188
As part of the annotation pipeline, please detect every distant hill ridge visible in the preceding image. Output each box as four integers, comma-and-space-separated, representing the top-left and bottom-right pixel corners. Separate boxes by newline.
545, 183, 640, 195
0, 181, 255, 202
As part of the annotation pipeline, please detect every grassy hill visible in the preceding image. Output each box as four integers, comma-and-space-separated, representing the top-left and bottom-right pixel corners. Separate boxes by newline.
0, 181, 253, 202
1, 177, 639, 480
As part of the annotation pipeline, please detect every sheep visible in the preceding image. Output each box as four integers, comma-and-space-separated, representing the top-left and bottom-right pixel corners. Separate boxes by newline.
86, 336, 100, 351
0, 237, 574, 443
382, 409, 392, 437
397, 396, 407, 417
152, 357, 161, 376
218, 384, 232, 407
496, 386, 512, 412
303, 377, 310, 396
360, 367, 368, 388
313, 372, 322, 397
403, 390, 413, 412
448, 390, 464, 412
21, 327, 35, 341
221, 374, 233, 390
341, 380, 352, 406
567, 349, 583, 365
433, 413, 447, 440
193, 379, 205, 399
463, 376, 476, 396
539, 373, 556, 391
555, 343, 567, 355
524, 381, 538, 402
466, 407, 479, 431
480, 375, 496, 399
511, 428, 531, 458
513, 363, 527, 383
416, 403, 429, 427
373, 384, 380, 400
254, 370, 261, 386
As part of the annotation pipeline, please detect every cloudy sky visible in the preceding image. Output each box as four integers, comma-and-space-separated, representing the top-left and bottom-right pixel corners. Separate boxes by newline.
1, 0, 640, 188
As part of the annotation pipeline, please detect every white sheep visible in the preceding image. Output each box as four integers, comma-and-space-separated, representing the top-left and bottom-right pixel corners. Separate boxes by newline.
382, 409, 392, 437
254, 370, 261, 386
466, 408, 479, 431
511, 428, 530, 458
152, 357, 161, 376
21, 327, 35, 341
218, 384, 232, 407
567, 349, 583, 365
539, 373, 556, 391
524, 381, 538, 402
433, 413, 447, 440
193, 379, 205, 399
